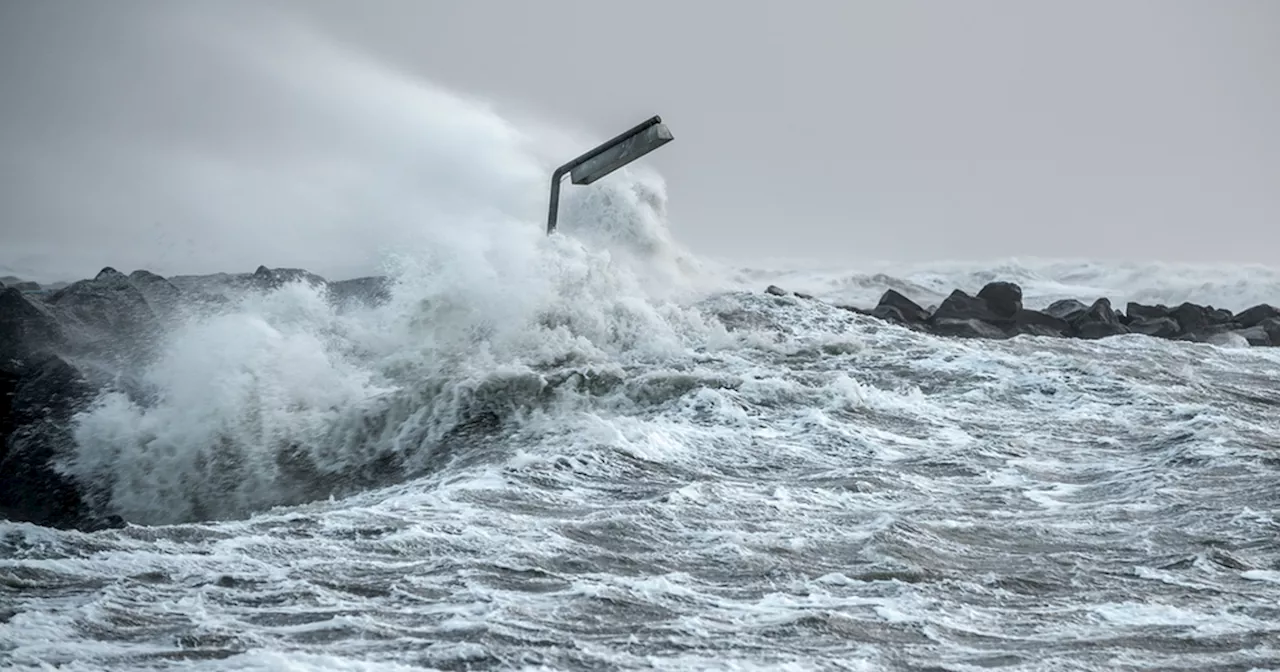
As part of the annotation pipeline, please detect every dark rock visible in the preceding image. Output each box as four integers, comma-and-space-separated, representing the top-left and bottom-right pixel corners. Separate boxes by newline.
328, 276, 393, 309
1234, 326, 1272, 347
252, 266, 328, 291
836, 304, 872, 317
930, 290, 1002, 324
48, 269, 159, 362
1083, 298, 1121, 326
128, 270, 183, 317
1128, 317, 1181, 339
1077, 321, 1130, 339
793, 291, 814, 300
1260, 317, 1280, 346
765, 285, 788, 297
976, 281, 1023, 319
1126, 302, 1172, 321
1172, 302, 1210, 334
0, 354, 98, 529
1070, 298, 1128, 339
871, 304, 907, 324
931, 318, 1009, 340
0, 287, 64, 362
1236, 304, 1280, 329
1012, 309, 1070, 338
1045, 299, 1088, 323
875, 289, 930, 324
1207, 307, 1234, 325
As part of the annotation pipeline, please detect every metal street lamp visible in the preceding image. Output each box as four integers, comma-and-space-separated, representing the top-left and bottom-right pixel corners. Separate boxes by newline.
546, 115, 674, 235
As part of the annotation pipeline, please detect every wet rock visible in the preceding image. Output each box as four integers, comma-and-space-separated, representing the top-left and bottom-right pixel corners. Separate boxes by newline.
1128, 317, 1181, 339
252, 265, 328, 291
1126, 302, 1172, 322
0, 287, 64, 362
128, 269, 183, 317
1172, 302, 1211, 334
0, 354, 98, 530
1045, 299, 1088, 324
1074, 299, 1129, 339
1077, 321, 1130, 339
1207, 307, 1234, 325
930, 290, 1003, 325
870, 304, 907, 324
931, 318, 1009, 339
47, 267, 160, 362
1012, 309, 1070, 338
765, 285, 788, 297
1234, 325, 1272, 347
1260, 317, 1280, 346
328, 276, 392, 309
976, 281, 1023, 319
1235, 304, 1280, 329
874, 289, 930, 324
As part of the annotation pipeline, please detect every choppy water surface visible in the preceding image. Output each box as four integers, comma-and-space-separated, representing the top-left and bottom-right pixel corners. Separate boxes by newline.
4, 272, 1280, 671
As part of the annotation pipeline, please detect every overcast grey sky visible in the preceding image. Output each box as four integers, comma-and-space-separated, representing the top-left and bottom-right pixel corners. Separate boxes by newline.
2, 0, 1278, 281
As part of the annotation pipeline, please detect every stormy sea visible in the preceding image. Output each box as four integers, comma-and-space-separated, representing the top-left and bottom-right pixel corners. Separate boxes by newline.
5, 202, 1280, 671
3, 31, 1280, 670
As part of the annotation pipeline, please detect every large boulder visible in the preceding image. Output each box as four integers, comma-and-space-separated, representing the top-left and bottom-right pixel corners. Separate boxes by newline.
873, 289, 930, 324
1126, 302, 1172, 322
1171, 302, 1211, 335
0, 287, 64, 362
46, 267, 161, 362
1260, 317, 1280, 346
976, 281, 1023, 319
253, 266, 328, 291
1075, 298, 1129, 339
1128, 317, 1181, 339
128, 269, 184, 318
1011, 309, 1070, 338
1236, 304, 1280, 329
328, 276, 393, 309
930, 290, 1003, 324
0, 354, 112, 530
1234, 326, 1272, 347
930, 318, 1009, 339
1045, 299, 1089, 325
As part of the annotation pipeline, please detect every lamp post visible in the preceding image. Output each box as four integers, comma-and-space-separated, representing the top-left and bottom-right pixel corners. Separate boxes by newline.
546, 115, 674, 235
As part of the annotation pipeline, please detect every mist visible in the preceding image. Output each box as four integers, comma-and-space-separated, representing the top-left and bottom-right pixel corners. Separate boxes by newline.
2, 1, 1278, 283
